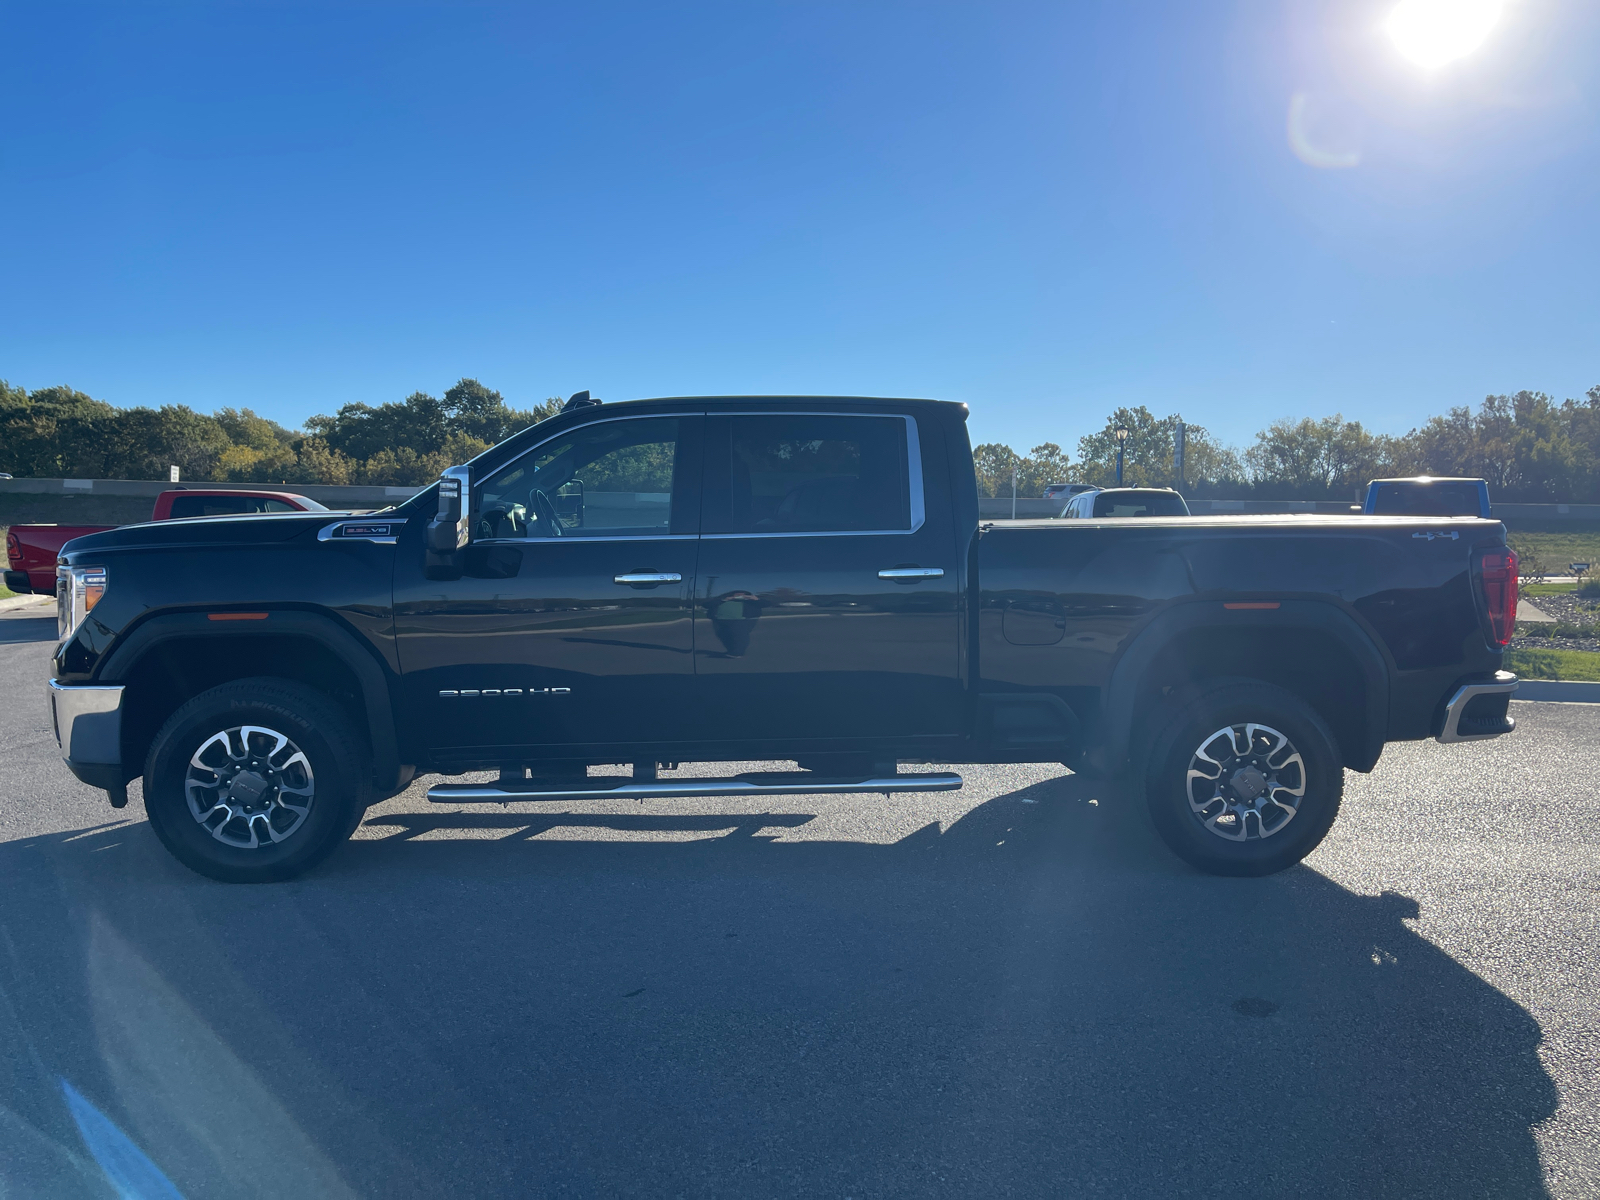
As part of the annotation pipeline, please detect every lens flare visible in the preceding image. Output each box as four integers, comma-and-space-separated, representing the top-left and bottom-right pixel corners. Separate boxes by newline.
1287, 93, 1361, 169
1386, 0, 1504, 69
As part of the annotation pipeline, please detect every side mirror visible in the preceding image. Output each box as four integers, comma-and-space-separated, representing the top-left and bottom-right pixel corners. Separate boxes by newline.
425, 465, 471, 578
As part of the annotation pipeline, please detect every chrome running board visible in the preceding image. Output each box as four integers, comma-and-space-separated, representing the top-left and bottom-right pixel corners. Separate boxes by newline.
426, 771, 964, 803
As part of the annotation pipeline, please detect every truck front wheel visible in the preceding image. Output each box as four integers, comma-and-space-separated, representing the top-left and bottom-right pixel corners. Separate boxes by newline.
1144, 681, 1342, 876
143, 678, 370, 883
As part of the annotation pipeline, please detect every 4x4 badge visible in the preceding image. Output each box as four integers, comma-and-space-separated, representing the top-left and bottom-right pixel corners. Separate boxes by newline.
1411, 531, 1460, 541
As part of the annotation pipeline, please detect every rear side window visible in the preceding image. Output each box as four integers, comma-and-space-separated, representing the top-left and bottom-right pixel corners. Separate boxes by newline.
725, 415, 911, 534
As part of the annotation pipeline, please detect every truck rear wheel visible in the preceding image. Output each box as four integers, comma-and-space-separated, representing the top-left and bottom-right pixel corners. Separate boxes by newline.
143, 678, 370, 883
1144, 681, 1342, 876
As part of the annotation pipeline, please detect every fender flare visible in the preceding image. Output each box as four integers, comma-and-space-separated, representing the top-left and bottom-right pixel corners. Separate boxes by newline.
97, 609, 402, 791
1101, 600, 1391, 772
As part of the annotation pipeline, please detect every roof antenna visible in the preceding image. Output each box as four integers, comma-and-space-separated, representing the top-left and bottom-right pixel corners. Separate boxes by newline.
562, 390, 602, 412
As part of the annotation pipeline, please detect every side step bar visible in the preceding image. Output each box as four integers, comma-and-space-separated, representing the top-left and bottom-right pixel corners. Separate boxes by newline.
426, 771, 964, 804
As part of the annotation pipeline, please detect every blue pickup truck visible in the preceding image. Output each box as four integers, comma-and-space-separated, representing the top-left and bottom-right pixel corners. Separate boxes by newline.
1363, 477, 1492, 518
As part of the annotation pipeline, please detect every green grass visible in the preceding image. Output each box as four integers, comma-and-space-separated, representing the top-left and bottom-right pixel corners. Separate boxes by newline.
0, 584, 13, 601
1504, 646, 1600, 682
1521, 581, 1581, 597
1502, 521, 1600, 577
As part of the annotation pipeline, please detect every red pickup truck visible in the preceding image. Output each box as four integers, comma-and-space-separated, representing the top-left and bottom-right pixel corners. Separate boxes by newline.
5, 489, 327, 596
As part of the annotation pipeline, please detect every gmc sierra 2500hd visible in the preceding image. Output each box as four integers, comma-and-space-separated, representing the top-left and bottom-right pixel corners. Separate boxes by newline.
47, 395, 1520, 883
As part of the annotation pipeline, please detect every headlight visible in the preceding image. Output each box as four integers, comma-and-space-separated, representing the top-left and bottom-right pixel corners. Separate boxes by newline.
57, 565, 107, 642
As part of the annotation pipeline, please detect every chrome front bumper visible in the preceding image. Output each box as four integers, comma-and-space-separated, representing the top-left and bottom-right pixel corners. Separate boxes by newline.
48, 680, 125, 792
1436, 671, 1519, 744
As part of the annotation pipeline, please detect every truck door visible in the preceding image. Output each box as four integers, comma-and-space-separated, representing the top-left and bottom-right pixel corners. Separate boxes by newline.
394, 414, 702, 759
693, 410, 962, 747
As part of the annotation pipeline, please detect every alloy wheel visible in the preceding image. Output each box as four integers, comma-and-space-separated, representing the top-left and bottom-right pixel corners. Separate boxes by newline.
1184, 722, 1306, 842
184, 725, 316, 849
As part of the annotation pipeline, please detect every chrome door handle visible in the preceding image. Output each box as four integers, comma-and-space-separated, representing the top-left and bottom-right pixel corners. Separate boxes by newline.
614, 572, 682, 585
878, 567, 945, 580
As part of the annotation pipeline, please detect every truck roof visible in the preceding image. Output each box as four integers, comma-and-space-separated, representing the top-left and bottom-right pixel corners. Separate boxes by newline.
160, 487, 322, 499
1366, 476, 1486, 485
475, 395, 972, 480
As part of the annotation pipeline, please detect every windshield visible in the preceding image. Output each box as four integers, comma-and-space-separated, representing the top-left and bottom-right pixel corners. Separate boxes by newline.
1369, 482, 1483, 516
1091, 490, 1190, 517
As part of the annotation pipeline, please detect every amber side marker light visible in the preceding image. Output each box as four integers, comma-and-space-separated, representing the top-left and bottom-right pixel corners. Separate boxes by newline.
1224, 602, 1281, 610
207, 612, 270, 621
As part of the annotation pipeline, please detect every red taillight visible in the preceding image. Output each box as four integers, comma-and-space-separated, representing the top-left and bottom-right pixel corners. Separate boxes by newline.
5, 532, 19, 567
1480, 547, 1518, 647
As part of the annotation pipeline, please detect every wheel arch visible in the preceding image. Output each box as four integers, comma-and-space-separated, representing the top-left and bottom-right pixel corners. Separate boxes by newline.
1101, 600, 1390, 775
97, 610, 402, 791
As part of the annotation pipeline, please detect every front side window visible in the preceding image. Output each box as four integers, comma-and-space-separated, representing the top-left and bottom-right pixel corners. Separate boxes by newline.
475, 417, 680, 539
728, 415, 910, 534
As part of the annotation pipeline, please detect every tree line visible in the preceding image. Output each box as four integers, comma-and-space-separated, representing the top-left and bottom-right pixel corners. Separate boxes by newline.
0, 379, 560, 487
975, 386, 1600, 502
3, 375, 1599, 500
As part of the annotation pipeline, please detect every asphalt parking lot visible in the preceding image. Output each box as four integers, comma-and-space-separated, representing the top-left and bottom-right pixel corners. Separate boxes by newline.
2, 600, 1596, 1198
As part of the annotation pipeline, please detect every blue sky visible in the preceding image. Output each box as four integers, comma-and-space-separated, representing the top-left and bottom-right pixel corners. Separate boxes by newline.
2, 1, 1596, 455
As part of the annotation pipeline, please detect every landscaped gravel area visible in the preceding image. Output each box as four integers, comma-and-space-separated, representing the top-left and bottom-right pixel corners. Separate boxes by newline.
1511, 633, 1600, 652
1515, 587, 1600, 651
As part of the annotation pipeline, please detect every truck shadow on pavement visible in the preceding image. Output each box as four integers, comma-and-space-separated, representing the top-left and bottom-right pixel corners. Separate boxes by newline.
0, 615, 58, 644
0, 770, 1559, 1199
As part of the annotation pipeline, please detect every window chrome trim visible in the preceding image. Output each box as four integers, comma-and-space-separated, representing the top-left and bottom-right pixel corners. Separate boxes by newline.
476, 408, 928, 541
475, 413, 691, 543
480, 413, 692, 483
712, 410, 925, 537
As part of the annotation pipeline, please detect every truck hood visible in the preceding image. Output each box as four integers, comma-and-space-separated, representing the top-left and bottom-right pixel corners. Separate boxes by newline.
58, 510, 358, 557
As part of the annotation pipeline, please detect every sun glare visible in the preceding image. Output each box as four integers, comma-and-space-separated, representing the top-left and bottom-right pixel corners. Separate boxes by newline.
1386, 0, 1504, 69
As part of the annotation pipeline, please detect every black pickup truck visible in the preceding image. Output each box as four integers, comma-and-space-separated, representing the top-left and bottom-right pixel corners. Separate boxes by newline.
48, 396, 1520, 883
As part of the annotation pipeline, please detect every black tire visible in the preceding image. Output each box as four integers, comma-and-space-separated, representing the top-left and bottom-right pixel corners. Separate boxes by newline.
1143, 681, 1342, 877
143, 678, 371, 883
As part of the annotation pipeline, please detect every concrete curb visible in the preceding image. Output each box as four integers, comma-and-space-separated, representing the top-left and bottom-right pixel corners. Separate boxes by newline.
0, 594, 53, 614
1513, 680, 1600, 704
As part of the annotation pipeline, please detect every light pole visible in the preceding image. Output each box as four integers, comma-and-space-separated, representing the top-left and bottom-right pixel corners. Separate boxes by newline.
1114, 425, 1129, 486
